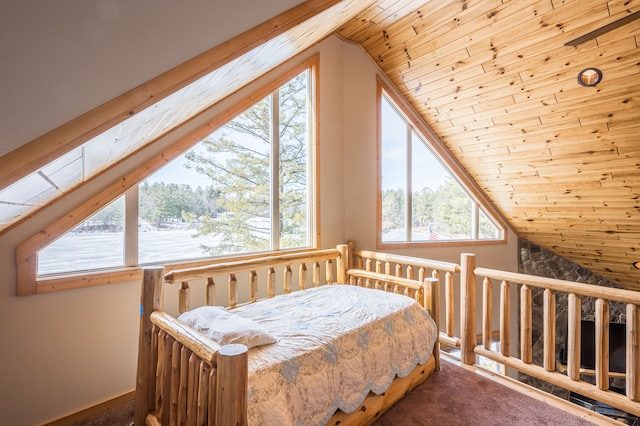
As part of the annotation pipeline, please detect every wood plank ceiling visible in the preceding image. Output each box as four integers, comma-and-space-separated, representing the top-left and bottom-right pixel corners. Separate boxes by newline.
337, 0, 640, 290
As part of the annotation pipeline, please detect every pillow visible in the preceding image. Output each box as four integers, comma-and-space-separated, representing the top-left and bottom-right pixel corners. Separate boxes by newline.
178, 306, 277, 349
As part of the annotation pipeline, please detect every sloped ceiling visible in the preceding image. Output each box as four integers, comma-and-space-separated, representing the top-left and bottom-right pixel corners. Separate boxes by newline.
338, 0, 640, 290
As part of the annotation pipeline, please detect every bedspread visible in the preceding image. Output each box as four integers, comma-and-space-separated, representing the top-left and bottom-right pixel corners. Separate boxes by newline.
231, 284, 437, 426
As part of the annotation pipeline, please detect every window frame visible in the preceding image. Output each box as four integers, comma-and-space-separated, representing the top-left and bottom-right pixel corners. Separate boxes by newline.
377, 76, 507, 249
16, 55, 319, 296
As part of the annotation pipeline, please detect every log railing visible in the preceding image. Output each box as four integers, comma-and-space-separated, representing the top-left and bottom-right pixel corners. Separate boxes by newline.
352, 242, 462, 350
458, 253, 640, 417
164, 248, 344, 313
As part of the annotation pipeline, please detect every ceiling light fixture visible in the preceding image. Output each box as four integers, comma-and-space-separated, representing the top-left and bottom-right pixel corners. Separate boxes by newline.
634, 261, 640, 270
577, 68, 602, 87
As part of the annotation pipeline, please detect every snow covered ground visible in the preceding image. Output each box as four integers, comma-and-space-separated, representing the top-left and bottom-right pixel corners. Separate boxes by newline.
38, 229, 221, 275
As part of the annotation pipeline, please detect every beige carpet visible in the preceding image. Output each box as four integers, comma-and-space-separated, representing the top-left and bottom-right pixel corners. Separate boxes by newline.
374, 359, 593, 425
76, 359, 597, 425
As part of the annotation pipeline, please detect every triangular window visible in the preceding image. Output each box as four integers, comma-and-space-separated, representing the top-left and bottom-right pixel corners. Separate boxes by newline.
379, 86, 504, 245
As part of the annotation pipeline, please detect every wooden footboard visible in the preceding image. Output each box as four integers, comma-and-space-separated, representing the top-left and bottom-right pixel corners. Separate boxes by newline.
134, 243, 445, 425
136, 268, 251, 425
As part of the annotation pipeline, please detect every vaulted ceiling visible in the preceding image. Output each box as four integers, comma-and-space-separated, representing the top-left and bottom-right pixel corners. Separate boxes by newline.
338, 0, 640, 290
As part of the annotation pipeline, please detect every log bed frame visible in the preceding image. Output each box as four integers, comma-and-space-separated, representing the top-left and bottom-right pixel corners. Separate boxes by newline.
134, 242, 447, 425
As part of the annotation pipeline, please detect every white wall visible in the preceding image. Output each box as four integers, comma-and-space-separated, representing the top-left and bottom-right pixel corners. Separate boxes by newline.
0, 2, 519, 423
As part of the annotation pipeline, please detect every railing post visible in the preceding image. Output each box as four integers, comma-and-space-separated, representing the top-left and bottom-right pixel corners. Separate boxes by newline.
347, 240, 356, 270
460, 253, 476, 365
627, 303, 640, 401
229, 273, 239, 307
215, 344, 248, 426
298, 263, 307, 291
283, 266, 292, 294
337, 244, 349, 284
313, 261, 320, 287
445, 271, 455, 338
595, 298, 610, 390
500, 281, 511, 357
267, 267, 276, 297
567, 293, 582, 381
482, 277, 492, 349
521, 285, 532, 363
543, 289, 556, 372
206, 277, 216, 306
250, 270, 259, 302
179, 282, 190, 314
135, 266, 165, 426
425, 277, 441, 371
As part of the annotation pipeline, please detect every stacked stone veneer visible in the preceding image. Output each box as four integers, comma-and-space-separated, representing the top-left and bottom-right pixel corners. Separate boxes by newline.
517, 239, 627, 399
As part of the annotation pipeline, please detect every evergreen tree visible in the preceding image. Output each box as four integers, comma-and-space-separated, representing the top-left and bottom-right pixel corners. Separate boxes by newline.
184, 71, 309, 255
412, 186, 436, 227
381, 188, 405, 237
92, 196, 124, 230
433, 177, 471, 237
139, 181, 213, 227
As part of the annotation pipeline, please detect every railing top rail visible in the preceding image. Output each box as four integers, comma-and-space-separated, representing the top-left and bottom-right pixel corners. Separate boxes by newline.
475, 267, 640, 305
346, 269, 423, 290
354, 249, 461, 273
164, 248, 340, 284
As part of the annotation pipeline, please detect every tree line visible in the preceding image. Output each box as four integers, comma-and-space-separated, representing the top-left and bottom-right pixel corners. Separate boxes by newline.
81, 182, 219, 232
383, 176, 497, 239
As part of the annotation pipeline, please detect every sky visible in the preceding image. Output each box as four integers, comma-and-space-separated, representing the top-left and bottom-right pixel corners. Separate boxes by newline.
381, 96, 449, 191
146, 147, 212, 189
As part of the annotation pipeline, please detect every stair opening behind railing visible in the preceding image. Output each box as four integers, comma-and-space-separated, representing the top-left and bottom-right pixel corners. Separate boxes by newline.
452, 253, 640, 419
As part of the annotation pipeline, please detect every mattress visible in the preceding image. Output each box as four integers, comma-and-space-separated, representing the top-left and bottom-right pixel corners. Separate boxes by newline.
229, 284, 438, 426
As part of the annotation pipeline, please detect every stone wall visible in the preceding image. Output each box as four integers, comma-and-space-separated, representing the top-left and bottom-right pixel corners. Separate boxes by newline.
517, 239, 627, 398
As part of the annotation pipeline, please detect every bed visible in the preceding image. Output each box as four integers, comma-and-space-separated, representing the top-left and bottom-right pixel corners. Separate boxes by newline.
134, 242, 444, 425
